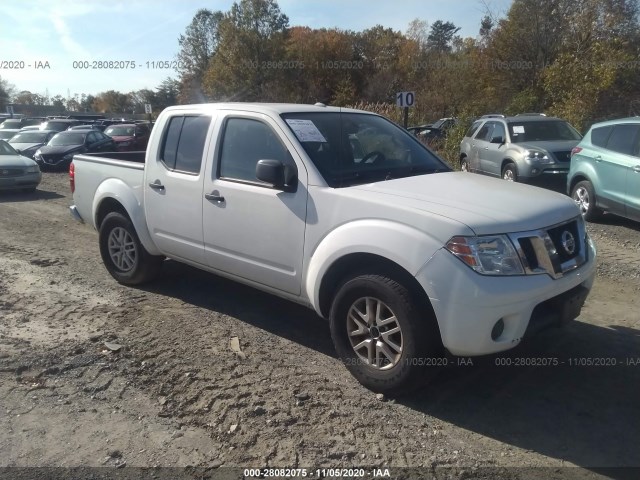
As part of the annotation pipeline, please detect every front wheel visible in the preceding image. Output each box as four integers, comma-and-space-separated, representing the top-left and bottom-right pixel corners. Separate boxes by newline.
99, 212, 163, 285
329, 274, 443, 395
460, 157, 469, 172
502, 163, 517, 182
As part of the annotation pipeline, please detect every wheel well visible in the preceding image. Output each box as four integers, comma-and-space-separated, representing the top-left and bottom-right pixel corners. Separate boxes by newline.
568, 175, 589, 194
501, 158, 516, 173
96, 198, 130, 230
318, 253, 437, 324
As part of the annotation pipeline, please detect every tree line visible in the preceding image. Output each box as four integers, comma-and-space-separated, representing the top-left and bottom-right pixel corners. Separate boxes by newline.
0, 77, 179, 117
2, 0, 639, 132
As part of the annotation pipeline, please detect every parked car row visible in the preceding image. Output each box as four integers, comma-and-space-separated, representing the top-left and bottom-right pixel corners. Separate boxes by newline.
0, 121, 152, 171
457, 113, 640, 224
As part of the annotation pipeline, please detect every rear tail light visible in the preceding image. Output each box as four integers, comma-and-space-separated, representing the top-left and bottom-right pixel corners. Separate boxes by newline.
571, 147, 582, 157
69, 162, 75, 194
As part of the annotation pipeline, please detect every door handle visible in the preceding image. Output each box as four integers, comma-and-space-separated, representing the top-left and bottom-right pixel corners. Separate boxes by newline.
633, 165, 640, 173
484, 147, 489, 150
594, 156, 602, 162
205, 192, 225, 202
148, 181, 165, 191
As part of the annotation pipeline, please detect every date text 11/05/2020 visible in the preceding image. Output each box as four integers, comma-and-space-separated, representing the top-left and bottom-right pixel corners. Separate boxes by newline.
244, 468, 391, 478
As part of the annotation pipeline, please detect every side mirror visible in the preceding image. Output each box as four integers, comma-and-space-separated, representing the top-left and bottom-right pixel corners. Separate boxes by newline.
256, 159, 298, 192
255, 159, 284, 188
490, 135, 504, 144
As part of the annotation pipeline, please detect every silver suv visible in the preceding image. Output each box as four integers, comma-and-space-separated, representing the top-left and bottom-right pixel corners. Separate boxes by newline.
459, 114, 582, 189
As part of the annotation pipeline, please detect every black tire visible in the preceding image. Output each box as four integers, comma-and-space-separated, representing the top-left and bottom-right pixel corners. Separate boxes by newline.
22, 187, 37, 193
329, 274, 443, 395
460, 157, 469, 172
99, 212, 163, 285
571, 180, 602, 222
502, 163, 517, 182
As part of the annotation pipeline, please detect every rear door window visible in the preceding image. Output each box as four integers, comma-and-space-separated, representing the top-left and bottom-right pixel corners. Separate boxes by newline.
605, 124, 640, 156
160, 115, 211, 174
465, 121, 482, 138
591, 126, 612, 148
474, 123, 493, 142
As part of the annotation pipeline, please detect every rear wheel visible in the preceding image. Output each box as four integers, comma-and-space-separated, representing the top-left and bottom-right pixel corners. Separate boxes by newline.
571, 180, 602, 221
99, 212, 163, 285
502, 163, 517, 182
329, 274, 443, 395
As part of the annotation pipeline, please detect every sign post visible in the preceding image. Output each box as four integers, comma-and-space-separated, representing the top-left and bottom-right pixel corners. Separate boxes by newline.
395, 92, 415, 128
144, 103, 152, 122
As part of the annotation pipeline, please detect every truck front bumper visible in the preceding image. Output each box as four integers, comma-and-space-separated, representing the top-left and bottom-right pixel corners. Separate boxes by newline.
415, 238, 596, 356
69, 205, 84, 223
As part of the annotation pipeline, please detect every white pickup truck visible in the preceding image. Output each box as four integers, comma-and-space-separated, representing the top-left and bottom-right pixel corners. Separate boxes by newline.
70, 103, 596, 393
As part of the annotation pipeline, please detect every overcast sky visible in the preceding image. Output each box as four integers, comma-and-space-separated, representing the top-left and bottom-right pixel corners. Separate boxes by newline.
0, 0, 512, 99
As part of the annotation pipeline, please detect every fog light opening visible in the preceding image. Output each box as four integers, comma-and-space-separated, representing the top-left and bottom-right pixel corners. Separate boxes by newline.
491, 318, 505, 341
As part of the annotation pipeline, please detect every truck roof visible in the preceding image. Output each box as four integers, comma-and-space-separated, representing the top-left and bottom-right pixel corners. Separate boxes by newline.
161, 103, 371, 116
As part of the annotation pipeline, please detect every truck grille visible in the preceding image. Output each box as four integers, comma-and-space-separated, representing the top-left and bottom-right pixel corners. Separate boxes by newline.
0, 168, 25, 177
508, 217, 588, 279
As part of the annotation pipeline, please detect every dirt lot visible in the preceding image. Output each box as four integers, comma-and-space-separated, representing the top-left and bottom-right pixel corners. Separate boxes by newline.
1, 173, 639, 479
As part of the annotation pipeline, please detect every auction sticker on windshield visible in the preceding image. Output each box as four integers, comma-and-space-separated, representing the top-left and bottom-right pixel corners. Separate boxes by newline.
513, 125, 525, 134
285, 119, 327, 142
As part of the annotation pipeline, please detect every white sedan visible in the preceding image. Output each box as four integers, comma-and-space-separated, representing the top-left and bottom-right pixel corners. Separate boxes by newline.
0, 140, 42, 193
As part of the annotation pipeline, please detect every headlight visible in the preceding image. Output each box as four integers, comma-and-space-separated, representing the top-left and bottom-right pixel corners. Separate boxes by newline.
63, 153, 74, 160
34, 150, 42, 159
446, 235, 524, 275
26, 165, 40, 173
524, 149, 552, 164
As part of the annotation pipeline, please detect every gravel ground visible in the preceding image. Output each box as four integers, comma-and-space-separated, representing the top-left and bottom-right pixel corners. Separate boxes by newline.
0, 172, 639, 480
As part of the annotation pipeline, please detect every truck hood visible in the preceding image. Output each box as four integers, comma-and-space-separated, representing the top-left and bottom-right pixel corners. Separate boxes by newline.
350, 172, 580, 235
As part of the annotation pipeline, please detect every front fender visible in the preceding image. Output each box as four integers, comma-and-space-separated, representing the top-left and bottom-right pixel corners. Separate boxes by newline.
304, 219, 453, 315
92, 178, 161, 255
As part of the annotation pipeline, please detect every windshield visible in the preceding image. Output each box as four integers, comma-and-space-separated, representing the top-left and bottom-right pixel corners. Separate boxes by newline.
105, 126, 134, 136
281, 112, 450, 187
49, 133, 85, 146
0, 140, 18, 155
9, 132, 49, 143
508, 120, 582, 143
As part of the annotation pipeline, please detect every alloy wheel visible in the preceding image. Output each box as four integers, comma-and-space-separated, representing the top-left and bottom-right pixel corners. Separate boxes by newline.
346, 297, 403, 370
107, 227, 137, 272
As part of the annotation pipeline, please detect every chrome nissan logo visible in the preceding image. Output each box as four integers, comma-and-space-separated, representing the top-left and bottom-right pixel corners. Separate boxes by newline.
561, 230, 576, 255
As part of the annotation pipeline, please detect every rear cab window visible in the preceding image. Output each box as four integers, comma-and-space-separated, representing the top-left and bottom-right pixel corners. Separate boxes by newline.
160, 115, 212, 174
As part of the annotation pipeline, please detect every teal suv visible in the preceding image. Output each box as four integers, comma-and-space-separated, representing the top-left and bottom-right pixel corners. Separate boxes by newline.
568, 117, 640, 222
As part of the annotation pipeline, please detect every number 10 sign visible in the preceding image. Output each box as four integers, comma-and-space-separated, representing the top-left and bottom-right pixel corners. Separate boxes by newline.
396, 91, 415, 108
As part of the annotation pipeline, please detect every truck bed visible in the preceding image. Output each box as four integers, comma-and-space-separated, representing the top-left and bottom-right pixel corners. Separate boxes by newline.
71, 151, 146, 230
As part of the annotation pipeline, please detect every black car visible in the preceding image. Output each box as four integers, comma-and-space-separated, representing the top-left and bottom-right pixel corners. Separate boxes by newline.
34, 130, 116, 170
8, 130, 57, 159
